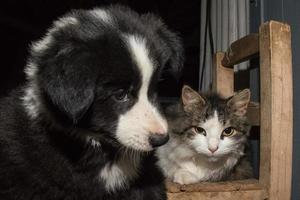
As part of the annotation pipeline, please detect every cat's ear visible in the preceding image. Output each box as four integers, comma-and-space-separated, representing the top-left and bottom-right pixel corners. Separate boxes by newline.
227, 89, 251, 116
181, 85, 206, 112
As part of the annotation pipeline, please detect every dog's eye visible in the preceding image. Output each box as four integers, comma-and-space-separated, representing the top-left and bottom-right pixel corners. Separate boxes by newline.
113, 89, 130, 102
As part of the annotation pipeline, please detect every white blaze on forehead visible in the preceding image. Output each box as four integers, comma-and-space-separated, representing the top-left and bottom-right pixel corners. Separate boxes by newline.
201, 110, 223, 148
126, 35, 167, 133
126, 35, 154, 98
201, 111, 222, 134
115, 35, 167, 151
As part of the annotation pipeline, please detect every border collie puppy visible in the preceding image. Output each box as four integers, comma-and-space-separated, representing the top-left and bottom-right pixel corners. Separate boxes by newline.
0, 5, 183, 200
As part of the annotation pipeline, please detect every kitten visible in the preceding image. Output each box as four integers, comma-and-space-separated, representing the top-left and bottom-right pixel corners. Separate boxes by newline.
157, 85, 253, 184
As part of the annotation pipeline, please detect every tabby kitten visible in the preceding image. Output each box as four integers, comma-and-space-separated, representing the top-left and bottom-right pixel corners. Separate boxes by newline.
157, 85, 253, 184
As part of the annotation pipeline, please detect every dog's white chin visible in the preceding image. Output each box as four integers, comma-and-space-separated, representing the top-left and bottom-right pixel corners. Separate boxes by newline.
125, 143, 153, 152
117, 134, 154, 152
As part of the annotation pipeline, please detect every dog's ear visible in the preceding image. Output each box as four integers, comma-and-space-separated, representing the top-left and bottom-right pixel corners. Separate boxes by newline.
38, 51, 97, 124
141, 14, 184, 79
158, 26, 184, 80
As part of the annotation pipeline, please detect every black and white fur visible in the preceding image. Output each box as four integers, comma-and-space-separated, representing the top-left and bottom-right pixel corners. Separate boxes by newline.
0, 5, 183, 200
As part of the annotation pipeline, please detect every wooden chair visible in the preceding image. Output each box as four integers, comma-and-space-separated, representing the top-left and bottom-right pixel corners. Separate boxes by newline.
167, 21, 293, 200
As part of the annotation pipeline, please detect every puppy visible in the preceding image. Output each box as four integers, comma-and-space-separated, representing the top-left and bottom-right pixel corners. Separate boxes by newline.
0, 5, 183, 200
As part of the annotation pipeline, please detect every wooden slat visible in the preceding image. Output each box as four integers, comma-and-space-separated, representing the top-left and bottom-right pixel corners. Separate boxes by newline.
212, 52, 234, 98
259, 21, 293, 200
167, 179, 262, 193
168, 190, 267, 200
167, 179, 267, 200
222, 34, 259, 67
247, 101, 260, 126
213, 53, 258, 125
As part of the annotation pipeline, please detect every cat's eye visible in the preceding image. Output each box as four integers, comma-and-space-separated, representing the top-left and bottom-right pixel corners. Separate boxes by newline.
193, 127, 206, 136
222, 127, 235, 137
113, 89, 130, 102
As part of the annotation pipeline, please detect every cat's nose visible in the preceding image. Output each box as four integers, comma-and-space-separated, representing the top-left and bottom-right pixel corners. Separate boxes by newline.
149, 134, 169, 148
208, 146, 219, 153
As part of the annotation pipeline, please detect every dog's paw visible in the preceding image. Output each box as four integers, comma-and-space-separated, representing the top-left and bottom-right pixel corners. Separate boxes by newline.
173, 170, 199, 185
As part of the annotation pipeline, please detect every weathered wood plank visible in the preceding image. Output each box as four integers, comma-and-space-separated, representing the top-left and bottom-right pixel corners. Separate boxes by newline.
247, 101, 260, 126
168, 190, 267, 200
166, 179, 262, 193
212, 52, 234, 98
222, 34, 259, 67
259, 21, 293, 200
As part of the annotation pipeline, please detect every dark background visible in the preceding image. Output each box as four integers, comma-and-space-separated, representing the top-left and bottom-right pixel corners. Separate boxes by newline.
0, 0, 200, 98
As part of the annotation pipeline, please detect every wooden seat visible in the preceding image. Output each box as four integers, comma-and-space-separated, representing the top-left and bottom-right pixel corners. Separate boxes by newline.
167, 21, 293, 200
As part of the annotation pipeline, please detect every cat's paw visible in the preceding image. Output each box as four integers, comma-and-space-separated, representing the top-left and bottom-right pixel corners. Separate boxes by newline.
173, 170, 199, 185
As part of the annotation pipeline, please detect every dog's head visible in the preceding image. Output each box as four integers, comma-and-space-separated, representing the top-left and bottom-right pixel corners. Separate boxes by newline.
23, 6, 184, 152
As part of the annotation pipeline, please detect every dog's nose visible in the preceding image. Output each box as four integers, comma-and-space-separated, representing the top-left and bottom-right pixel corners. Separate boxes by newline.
149, 134, 169, 148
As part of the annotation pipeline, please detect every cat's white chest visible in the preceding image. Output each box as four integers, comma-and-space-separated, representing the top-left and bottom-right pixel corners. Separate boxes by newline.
171, 155, 237, 184
172, 157, 213, 183
157, 136, 238, 184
